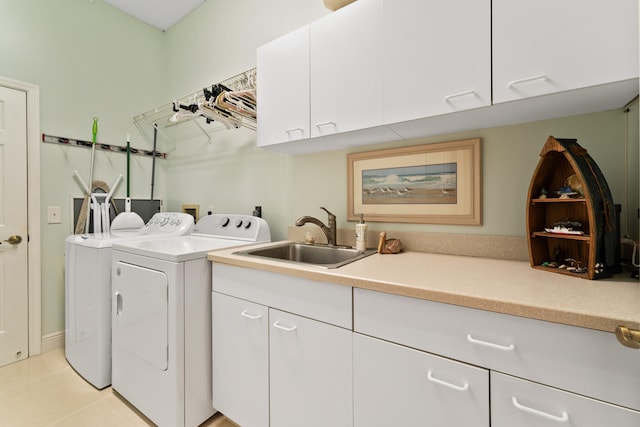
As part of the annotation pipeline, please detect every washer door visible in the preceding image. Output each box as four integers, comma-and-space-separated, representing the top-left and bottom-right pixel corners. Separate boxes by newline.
113, 261, 168, 371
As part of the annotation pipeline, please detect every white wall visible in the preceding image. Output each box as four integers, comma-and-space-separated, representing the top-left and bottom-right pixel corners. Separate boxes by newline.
0, 0, 637, 339
0, 0, 167, 336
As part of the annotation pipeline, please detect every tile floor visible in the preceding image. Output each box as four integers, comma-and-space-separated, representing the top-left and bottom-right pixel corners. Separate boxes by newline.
0, 348, 238, 427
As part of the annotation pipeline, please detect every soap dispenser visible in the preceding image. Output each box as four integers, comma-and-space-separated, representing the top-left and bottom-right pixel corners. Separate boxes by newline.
355, 214, 368, 251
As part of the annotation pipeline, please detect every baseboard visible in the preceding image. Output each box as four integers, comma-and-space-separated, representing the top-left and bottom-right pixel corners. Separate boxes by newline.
41, 331, 65, 353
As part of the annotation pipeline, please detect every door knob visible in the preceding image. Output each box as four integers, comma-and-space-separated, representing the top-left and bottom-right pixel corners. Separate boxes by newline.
1, 235, 23, 245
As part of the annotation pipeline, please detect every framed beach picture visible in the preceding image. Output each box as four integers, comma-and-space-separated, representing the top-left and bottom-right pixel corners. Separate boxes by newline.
347, 139, 481, 225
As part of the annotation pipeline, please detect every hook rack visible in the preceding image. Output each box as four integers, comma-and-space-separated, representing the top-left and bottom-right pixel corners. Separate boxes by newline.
42, 134, 167, 158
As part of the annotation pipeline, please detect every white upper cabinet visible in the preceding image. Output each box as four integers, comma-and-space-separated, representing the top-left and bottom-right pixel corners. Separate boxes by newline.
383, 0, 491, 124
309, 0, 383, 137
257, 26, 310, 147
493, 0, 639, 103
257, 0, 638, 153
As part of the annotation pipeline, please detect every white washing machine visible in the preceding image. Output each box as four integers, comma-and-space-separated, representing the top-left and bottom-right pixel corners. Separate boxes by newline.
110, 214, 271, 427
64, 212, 194, 389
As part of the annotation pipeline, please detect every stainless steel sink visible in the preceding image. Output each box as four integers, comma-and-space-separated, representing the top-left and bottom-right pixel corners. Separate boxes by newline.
234, 242, 376, 268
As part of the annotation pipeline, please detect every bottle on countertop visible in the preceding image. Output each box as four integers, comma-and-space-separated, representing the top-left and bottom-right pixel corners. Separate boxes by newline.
355, 214, 367, 251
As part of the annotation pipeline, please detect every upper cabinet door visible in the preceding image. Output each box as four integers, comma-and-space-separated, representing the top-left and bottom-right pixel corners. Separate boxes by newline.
310, 0, 383, 138
493, 0, 639, 104
257, 26, 310, 147
383, 0, 491, 124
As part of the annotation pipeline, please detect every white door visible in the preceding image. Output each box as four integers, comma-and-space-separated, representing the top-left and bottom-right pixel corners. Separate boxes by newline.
492, 0, 638, 103
310, 0, 383, 137
257, 25, 310, 147
212, 292, 269, 427
270, 309, 353, 427
0, 85, 29, 366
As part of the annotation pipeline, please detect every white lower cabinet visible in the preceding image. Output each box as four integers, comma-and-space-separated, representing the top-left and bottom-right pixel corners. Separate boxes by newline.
353, 333, 489, 427
492, 372, 640, 427
354, 287, 640, 425
211, 263, 352, 427
270, 309, 352, 427
212, 292, 269, 427
212, 266, 640, 426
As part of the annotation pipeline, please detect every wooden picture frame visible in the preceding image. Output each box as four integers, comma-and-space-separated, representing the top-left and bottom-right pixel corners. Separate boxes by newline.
347, 139, 481, 225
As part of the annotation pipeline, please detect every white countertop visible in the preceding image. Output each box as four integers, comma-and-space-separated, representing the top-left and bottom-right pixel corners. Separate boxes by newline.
208, 241, 640, 333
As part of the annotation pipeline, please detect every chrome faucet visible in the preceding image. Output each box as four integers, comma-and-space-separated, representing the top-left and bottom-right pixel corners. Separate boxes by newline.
295, 207, 337, 246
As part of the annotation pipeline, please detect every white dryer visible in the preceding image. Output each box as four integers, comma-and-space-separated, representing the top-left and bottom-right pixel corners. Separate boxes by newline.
64, 212, 194, 389
110, 214, 270, 427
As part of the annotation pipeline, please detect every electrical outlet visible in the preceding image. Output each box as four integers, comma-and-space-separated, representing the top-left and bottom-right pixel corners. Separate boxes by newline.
47, 206, 61, 224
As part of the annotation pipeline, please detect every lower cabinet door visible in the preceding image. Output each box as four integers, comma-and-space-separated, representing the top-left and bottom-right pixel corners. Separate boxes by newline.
491, 372, 640, 427
354, 333, 489, 427
270, 309, 353, 427
212, 292, 269, 427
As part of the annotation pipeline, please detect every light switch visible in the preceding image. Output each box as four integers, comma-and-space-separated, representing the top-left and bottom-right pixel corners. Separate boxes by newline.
47, 206, 61, 224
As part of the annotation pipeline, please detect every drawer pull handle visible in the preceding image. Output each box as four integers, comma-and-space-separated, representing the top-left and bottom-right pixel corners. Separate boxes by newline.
273, 321, 297, 332
507, 74, 548, 88
240, 310, 262, 320
467, 334, 515, 351
512, 397, 569, 423
427, 370, 469, 392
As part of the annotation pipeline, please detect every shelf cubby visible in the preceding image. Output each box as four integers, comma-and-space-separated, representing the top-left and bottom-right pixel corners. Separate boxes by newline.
526, 136, 616, 279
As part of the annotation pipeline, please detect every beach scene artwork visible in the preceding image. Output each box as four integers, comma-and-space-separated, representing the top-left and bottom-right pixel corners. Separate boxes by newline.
362, 162, 457, 205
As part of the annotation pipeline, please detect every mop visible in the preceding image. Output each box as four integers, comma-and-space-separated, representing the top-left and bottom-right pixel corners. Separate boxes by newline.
84, 117, 98, 233
73, 118, 119, 234
111, 134, 145, 230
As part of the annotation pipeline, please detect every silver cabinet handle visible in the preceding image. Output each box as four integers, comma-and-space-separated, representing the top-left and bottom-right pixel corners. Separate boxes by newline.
240, 310, 262, 320
273, 321, 297, 332
507, 74, 548, 88
467, 334, 515, 351
512, 397, 569, 423
427, 370, 469, 391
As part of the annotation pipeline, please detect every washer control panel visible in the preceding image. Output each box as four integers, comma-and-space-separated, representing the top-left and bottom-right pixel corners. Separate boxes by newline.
192, 214, 271, 242
143, 212, 195, 235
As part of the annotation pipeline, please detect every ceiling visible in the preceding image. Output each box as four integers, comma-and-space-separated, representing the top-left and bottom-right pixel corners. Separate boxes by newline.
102, 0, 206, 31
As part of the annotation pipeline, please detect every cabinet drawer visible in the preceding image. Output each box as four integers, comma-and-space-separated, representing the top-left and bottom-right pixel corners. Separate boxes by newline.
354, 333, 489, 427
354, 288, 640, 410
492, 372, 640, 426
212, 263, 352, 328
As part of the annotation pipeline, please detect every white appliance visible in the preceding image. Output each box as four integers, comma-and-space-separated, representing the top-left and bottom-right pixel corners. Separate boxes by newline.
65, 212, 194, 389
110, 214, 271, 427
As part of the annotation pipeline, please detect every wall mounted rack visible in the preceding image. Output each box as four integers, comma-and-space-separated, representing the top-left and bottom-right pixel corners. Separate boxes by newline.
133, 68, 257, 145
42, 133, 167, 158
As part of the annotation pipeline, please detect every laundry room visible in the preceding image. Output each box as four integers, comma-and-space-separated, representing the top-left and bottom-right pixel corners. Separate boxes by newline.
0, 0, 639, 426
